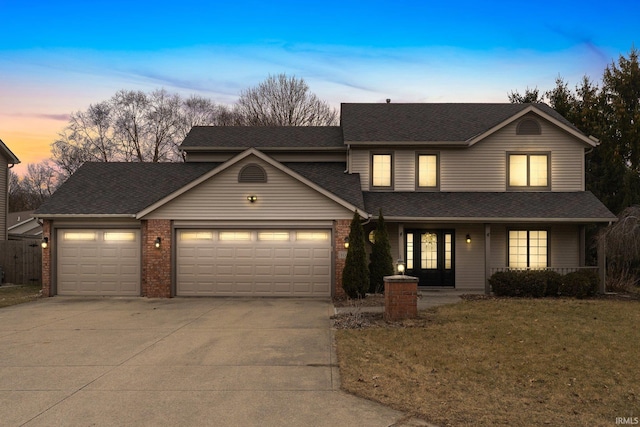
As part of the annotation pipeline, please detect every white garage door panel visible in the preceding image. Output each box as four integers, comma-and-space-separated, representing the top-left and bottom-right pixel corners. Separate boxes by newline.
57, 229, 141, 296
177, 229, 331, 296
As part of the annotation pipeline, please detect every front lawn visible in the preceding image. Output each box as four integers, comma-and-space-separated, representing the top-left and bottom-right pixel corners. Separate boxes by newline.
335, 298, 639, 426
0, 284, 42, 308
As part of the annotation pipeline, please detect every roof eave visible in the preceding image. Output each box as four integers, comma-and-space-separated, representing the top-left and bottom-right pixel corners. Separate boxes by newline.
0, 139, 21, 164
34, 214, 138, 219
383, 216, 617, 223
344, 140, 468, 147
181, 146, 346, 152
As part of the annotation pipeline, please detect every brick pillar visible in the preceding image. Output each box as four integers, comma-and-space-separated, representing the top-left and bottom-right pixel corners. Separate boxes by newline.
334, 219, 350, 298
41, 220, 52, 297
384, 275, 418, 321
141, 219, 172, 298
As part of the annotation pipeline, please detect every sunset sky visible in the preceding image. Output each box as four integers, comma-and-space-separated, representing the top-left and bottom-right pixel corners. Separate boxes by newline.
1, 0, 637, 175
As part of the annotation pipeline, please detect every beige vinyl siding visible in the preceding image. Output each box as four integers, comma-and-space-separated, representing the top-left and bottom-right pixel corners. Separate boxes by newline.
550, 224, 581, 267
145, 157, 353, 220
454, 224, 486, 291
349, 115, 586, 192
1, 157, 8, 240
394, 151, 416, 191
350, 149, 370, 190
442, 116, 585, 191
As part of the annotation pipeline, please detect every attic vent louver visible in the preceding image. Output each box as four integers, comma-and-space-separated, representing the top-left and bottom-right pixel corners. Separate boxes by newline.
238, 164, 267, 183
517, 118, 541, 135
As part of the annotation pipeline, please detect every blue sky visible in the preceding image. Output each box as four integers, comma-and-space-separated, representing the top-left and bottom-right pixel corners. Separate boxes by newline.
1, 0, 637, 172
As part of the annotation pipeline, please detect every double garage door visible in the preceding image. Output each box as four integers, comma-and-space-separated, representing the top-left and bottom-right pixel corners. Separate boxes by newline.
177, 229, 331, 296
56, 228, 331, 297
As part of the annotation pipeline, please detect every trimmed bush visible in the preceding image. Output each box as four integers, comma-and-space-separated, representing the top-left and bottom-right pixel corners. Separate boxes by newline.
489, 270, 547, 297
559, 270, 599, 299
342, 211, 369, 299
541, 270, 563, 297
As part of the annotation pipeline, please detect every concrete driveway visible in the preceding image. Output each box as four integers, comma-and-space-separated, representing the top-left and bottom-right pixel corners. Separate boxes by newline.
0, 297, 424, 426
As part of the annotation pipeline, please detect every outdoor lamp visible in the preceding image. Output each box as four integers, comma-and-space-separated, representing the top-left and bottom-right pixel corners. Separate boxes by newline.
397, 259, 405, 275
466, 234, 471, 244
155, 237, 161, 249
344, 236, 350, 249
41, 237, 48, 249
247, 195, 257, 203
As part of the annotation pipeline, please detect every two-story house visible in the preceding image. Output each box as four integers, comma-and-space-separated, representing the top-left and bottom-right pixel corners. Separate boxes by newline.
35, 103, 616, 297
1, 138, 21, 241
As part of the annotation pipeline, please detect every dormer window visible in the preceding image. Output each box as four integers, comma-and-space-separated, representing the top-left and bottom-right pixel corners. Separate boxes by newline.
371, 153, 393, 189
507, 152, 550, 190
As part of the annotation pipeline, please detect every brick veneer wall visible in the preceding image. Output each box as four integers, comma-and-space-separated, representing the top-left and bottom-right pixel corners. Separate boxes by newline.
384, 277, 418, 321
41, 220, 52, 297
333, 219, 350, 298
141, 219, 172, 298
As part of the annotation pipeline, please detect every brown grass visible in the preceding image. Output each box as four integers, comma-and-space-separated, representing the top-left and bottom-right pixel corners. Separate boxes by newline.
335, 298, 640, 426
0, 284, 42, 308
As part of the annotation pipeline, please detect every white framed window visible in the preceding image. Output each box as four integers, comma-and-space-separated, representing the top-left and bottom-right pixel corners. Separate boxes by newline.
508, 230, 548, 268
406, 233, 414, 269
417, 153, 438, 189
371, 153, 393, 188
508, 153, 549, 189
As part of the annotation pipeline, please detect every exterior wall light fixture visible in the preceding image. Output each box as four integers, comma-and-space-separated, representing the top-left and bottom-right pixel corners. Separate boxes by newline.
396, 259, 405, 275
41, 237, 49, 249
344, 236, 350, 249
155, 237, 162, 249
466, 234, 471, 244
247, 195, 257, 203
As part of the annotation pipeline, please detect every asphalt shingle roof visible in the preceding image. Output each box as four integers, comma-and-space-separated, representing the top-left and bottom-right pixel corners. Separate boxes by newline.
181, 126, 345, 149
341, 103, 580, 142
363, 191, 617, 221
35, 162, 219, 216
283, 163, 364, 211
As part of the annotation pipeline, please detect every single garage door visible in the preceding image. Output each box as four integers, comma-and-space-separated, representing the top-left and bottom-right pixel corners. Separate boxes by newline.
177, 229, 331, 296
57, 229, 141, 296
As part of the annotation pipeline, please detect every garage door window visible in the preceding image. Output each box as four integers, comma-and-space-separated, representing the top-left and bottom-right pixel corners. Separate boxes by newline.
296, 231, 329, 241
180, 231, 214, 241
63, 232, 96, 241
258, 231, 290, 241
219, 231, 251, 241
104, 232, 136, 241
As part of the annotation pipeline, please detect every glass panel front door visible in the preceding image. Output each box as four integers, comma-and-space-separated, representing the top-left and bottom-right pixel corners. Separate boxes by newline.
405, 229, 455, 287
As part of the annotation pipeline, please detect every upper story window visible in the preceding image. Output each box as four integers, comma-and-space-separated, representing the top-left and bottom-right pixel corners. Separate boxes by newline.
508, 153, 549, 190
371, 153, 393, 189
416, 153, 439, 190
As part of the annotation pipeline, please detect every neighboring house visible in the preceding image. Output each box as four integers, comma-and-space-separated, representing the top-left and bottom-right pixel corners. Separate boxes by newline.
34, 103, 617, 298
8, 211, 42, 240
1, 139, 21, 241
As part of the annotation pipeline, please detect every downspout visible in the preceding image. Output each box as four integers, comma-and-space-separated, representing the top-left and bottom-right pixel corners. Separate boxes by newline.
344, 144, 351, 173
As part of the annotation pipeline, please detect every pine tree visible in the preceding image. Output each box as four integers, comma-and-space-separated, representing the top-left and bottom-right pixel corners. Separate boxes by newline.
342, 211, 369, 299
369, 209, 394, 293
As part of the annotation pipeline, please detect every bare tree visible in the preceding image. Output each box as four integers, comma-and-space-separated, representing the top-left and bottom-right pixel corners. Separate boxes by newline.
599, 206, 640, 291
8, 162, 61, 211
235, 74, 338, 126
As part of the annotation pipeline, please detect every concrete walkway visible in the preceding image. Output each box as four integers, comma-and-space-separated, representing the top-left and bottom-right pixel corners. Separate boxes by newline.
0, 297, 432, 426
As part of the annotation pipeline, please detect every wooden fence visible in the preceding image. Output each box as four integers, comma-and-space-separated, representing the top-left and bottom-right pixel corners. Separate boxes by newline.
0, 240, 42, 285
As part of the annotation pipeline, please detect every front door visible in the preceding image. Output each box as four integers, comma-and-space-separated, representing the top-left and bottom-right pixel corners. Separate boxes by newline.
405, 229, 455, 287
